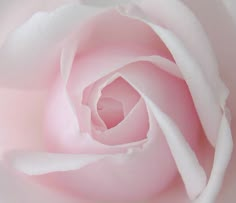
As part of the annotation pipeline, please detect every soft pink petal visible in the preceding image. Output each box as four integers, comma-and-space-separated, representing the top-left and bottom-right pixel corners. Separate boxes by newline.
7, 59, 200, 202
79, 0, 131, 7
0, 0, 76, 46
144, 97, 206, 200
181, 1, 236, 202
119, 61, 204, 199
222, 0, 236, 24
0, 163, 82, 203
45, 73, 147, 154
75, 54, 179, 134
120, 0, 227, 100
97, 97, 124, 129
82, 73, 147, 145
0, 89, 45, 159
8, 113, 177, 202
44, 77, 81, 152
120, 1, 234, 202
5, 151, 114, 175
96, 98, 148, 145
99, 76, 140, 116
0, 2, 105, 89
195, 114, 233, 203
119, 61, 201, 149
68, 9, 173, 95
119, 0, 229, 147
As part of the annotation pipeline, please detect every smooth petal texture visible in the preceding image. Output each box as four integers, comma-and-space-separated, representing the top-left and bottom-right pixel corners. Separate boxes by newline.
119, 0, 229, 147
118, 61, 204, 200
222, 0, 236, 24
68, 9, 173, 96
98, 76, 140, 117
0, 0, 76, 46
44, 77, 80, 150
144, 98, 206, 200
84, 74, 148, 145
7, 118, 177, 202
97, 98, 148, 145
0, 2, 105, 89
79, 0, 131, 7
0, 164, 82, 203
10, 61, 194, 202
0, 89, 46, 159
119, 61, 201, 149
119, 0, 226, 99
5, 151, 114, 175
180, 1, 236, 202
44, 74, 146, 154
194, 114, 233, 203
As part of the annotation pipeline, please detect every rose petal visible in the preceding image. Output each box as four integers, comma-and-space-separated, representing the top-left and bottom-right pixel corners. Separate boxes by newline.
222, 0, 236, 24
5, 151, 114, 175
0, 163, 82, 203
144, 97, 206, 200
119, 61, 201, 149
45, 74, 146, 154
118, 61, 205, 199
0, 2, 105, 89
181, 1, 236, 202
44, 77, 80, 150
83, 73, 148, 145
68, 9, 173, 95
119, 6, 228, 146
119, 0, 227, 102
68, 54, 180, 142
0, 89, 46, 159
194, 113, 233, 203
99, 76, 140, 116
0, 0, 77, 46
7, 113, 177, 202
79, 0, 131, 7
97, 98, 148, 145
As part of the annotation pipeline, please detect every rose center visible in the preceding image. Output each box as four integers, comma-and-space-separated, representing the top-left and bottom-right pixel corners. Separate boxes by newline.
97, 97, 124, 129
96, 77, 140, 130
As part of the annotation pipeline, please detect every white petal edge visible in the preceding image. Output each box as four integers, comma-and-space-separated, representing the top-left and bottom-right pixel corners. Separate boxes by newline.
5, 151, 119, 175
0, 2, 105, 88
79, 0, 133, 7
118, 73, 207, 200
194, 112, 233, 203
0, 164, 80, 203
118, 9, 226, 147
222, 0, 236, 24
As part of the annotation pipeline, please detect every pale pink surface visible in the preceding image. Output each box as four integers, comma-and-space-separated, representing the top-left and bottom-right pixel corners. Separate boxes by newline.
0, 89, 45, 158
0, 0, 233, 203
181, 1, 236, 202
43, 57, 200, 201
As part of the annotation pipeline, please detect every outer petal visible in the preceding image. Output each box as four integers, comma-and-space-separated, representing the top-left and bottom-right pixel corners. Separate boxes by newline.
0, 89, 45, 159
0, 163, 83, 203
180, 1, 236, 202
144, 97, 206, 200
119, 1, 233, 202
222, 0, 236, 24
13, 59, 201, 201
118, 0, 228, 147
6, 114, 177, 202
0, 0, 76, 46
0, 2, 105, 89
194, 113, 233, 203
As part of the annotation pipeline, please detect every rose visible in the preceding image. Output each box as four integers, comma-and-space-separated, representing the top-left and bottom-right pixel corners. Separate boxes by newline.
0, 0, 234, 203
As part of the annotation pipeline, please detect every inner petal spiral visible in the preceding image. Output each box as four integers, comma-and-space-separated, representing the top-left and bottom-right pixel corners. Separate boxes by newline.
97, 97, 124, 129
95, 76, 140, 130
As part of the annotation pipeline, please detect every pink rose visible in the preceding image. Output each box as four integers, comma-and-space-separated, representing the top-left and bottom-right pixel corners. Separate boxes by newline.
0, 0, 234, 203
